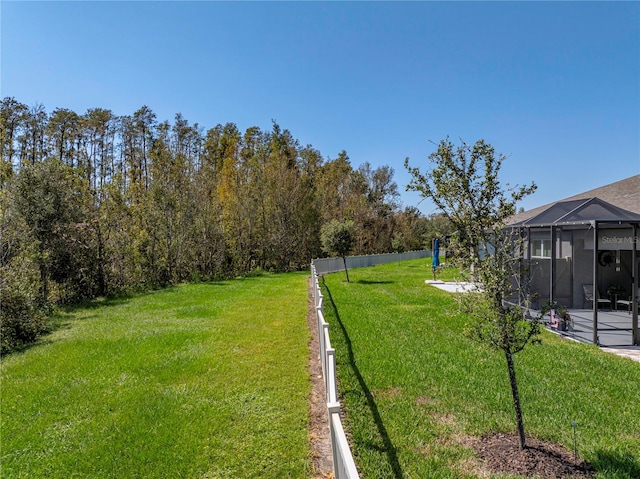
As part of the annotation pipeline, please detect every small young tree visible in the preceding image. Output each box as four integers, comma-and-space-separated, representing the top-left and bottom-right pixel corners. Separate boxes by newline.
320, 219, 355, 282
405, 137, 538, 449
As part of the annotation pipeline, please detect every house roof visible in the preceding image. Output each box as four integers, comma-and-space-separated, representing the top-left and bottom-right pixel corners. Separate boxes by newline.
507, 174, 640, 226
509, 197, 640, 227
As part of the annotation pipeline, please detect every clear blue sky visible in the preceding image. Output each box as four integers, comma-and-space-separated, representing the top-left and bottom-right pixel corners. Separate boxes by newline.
2, 1, 638, 214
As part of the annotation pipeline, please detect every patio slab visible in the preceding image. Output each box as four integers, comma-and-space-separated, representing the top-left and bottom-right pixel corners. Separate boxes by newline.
547, 309, 640, 362
599, 347, 640, 363
425, 280, 481, 293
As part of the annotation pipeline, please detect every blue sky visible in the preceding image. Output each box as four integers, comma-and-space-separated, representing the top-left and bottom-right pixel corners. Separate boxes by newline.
2, 1, 638, 215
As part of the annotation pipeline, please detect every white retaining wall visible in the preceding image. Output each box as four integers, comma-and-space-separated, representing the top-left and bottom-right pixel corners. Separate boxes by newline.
310, 251, 430, 478
311, 264, 359, 479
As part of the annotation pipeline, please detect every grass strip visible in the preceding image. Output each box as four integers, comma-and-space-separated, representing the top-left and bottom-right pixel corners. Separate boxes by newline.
1, 272, 311, 478
321, 259, 640, 478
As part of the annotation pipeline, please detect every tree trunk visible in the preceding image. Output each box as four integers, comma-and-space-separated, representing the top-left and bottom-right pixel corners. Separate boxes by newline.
505, 350, 526, 449
342, 256, 350, 283
96, 222, 107, 296
39, 261, 49, 305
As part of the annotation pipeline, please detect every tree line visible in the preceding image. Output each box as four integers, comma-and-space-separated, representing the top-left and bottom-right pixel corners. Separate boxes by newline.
1, 97, 450, 353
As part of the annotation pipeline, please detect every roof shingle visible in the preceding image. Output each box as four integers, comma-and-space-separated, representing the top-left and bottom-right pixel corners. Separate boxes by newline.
508, 174, 640, 225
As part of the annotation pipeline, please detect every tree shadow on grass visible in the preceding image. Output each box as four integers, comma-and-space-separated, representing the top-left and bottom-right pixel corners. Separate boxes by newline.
322, 278, 404, 479
590, 448, 640, 478
59, 296, 130, 313
355, 279, 395, 285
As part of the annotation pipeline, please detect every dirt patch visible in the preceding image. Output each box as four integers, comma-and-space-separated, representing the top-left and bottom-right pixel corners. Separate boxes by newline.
373, 386, 403, 401
307, 276, 334, 479
470, 433, 595, 478
415, 395, 435, 407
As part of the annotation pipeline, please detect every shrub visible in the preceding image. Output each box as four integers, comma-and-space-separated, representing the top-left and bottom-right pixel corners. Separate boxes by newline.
0, 289, 50, 355
0, 259, 51, 354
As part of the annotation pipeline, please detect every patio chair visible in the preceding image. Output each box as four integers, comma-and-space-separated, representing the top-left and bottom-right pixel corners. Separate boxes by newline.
616, 288, 640, 314
582, 284, 611, 310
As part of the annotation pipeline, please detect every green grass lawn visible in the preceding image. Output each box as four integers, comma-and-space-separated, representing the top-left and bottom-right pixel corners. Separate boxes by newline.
1, 272, 311, 479
321, 260, 640, 479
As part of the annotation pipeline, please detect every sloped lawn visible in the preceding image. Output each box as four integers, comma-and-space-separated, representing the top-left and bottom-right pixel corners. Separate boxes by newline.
1, 272, 311, 478
321, 259, 640, 478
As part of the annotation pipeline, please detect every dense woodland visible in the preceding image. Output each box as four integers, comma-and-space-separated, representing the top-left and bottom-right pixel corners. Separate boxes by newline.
0, 97, 449, 352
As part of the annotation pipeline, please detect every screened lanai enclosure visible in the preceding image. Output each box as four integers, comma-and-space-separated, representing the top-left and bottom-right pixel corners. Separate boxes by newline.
509, 197, 640, 346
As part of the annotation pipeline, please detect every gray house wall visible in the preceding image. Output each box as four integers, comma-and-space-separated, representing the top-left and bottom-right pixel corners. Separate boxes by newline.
573, 234, 592, 308
525, 229, 572, 308
555, 230, 573, 307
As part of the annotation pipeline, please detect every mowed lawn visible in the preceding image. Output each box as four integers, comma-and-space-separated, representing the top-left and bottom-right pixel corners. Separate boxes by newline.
1, 272, 311, 479
321, 260, 640, 479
